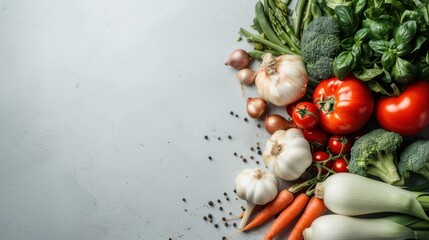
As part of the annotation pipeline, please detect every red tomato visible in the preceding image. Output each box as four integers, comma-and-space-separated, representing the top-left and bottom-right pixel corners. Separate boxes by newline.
303, 127, 330, 152
313, 75, 374, 134
328, 135, 353, 155
376, 81, 429, 136
333, 158, 349, 173
292, 102, 320, 129
312, 151, 332, 174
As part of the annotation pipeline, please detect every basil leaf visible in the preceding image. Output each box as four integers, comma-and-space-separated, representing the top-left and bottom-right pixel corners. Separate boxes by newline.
351, 43, 362, 59
394, 21, 417, 45
354, 0, 367, 14
353, 68, 384, 81
382, 68, 392, 83
340, 37, 355, 50
401, 10, 426, 32
396, 43, 412, 57
354, 28, 370, 42
368, 40, 390, 54
364, 7, 384, 19
385, 0, 406, 11
381, 51, 396, 69
391, 57, 417, 84
369, 19, 395, 40
367, 80, 389, 95
334, 51, 356, 80
410, 36, 427, 54
325, 0, 353, 10
335, 5, 359, 35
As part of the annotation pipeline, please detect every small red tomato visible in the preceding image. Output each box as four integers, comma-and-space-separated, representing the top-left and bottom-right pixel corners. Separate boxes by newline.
328, 135, 352, 155
292, 102, 320, 129
312, 151, 332, 173
333, 158, 349, 173
303, 127, 330, 152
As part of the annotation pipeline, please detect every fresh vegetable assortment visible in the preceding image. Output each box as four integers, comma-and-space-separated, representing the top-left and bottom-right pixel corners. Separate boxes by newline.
223, 0, 429, 239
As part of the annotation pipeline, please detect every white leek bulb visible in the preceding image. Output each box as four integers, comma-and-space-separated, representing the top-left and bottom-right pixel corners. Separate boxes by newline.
316, 173, 429, 220
303, 214, 417, 240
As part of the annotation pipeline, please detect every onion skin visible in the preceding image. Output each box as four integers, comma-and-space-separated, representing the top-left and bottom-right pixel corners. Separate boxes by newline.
225, 49, 251, 70
236, 68, 257, 85
264, 114, 293, 134
247, 98, 268, 119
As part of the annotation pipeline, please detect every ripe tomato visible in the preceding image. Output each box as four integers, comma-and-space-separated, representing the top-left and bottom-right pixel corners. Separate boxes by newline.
328, 135, 352, 155
303, 127, 330, 152
313, 75, 374, 134
292, 102, 320, 129
333, 158, 349, 173
376, 81, 429, 136
312, 151, 332, 174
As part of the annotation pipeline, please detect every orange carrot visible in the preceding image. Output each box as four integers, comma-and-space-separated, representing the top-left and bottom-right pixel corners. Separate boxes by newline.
264, 193, 310, 240
242, 189, 294, 231
287, 196, 327, 240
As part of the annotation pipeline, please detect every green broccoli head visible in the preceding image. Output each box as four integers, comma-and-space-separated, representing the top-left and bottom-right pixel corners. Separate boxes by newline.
305, 56, 335, 80
398, 140, 429, 180
301, 17, 340, 80
349, 129, 404, 185
305, 16, 340, 36
301, 34, 341, 62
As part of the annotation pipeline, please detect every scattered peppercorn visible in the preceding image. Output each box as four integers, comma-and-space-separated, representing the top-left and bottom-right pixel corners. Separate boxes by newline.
233, 223, 237, 227
230, 111, 234, 115
217, 199, 221, 204
250, 155, 254, 159
208, 214, 213, 219
257, 123, 261, 128
233, 152, 237, 156
222, 237, 227, 240
223, 192, 228, 196
203, 216, 208, 221
256, 161, 260, 164
214, 224, 219, 228
243, 158, 247, 163
219, 207, 223, 211
235, 114, 239, 118
229, 212, 233, 216
228, 135, 232, 139
226, 197, 230, 201
244, 117, 248, 122
233, 189, 236, 193
208, 201, 214, 206
204, 135, 209, 140
218, 137, 221, 140
222, 217, 226, 221
250, 147, 254, 151
208, 156, 212, 160
224, 222, 229, 227
257, 150, 262, 155
182, 198, 186, 202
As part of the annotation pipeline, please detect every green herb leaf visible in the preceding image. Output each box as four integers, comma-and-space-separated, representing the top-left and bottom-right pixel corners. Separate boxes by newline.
368, 40, 390, 54
334, 51, 356, 80
335, 5, 359, 35
411, 36, 427, 53
367, 80, 389, 95
353, 68, 384, 81
355, 0, 367, 14
369, 19, 395, 40
394, 21, 417, 45
354, 28, 370, 42
381, 51, 396, 69
391, 57, 417, 84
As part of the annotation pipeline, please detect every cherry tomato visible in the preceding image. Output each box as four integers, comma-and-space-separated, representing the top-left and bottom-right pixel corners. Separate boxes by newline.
292, 102, 320, 129
312, 151, 332, 174
313, 75, 374, 134
303, 127, 330, 152
376, 81, 429, 136
328, 135, 352, 155
333, 158, 349, 173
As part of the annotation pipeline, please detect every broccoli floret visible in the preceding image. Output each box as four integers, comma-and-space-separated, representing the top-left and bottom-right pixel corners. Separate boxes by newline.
398, 140, 429, 180
304, 16, 340, 35
305, 56, 335, 80
301, 35, 340, 61
349, 129, 404, 185
301, 17, 341, 80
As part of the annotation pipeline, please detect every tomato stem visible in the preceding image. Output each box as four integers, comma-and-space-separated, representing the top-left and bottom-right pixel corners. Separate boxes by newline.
318, 96, 336, 113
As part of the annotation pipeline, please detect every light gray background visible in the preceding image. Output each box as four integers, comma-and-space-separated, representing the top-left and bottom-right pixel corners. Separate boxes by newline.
0, 0, 278, 239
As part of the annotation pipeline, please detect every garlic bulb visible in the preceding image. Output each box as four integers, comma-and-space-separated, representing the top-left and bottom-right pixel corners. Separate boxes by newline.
255, 53, 308, 107
263, 128, 312, 181
235, 168, 279, 229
